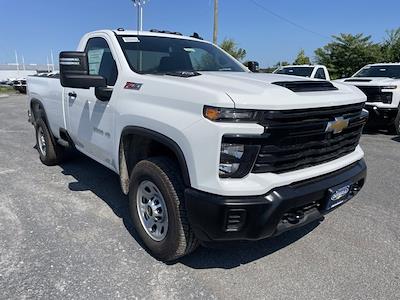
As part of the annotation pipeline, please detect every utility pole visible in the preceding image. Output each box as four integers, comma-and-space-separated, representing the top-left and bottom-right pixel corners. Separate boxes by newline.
213, 0, 218, 44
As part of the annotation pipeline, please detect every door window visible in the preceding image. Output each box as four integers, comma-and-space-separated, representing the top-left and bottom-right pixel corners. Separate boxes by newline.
315, 68, 326, 79
85, 38, 118, 86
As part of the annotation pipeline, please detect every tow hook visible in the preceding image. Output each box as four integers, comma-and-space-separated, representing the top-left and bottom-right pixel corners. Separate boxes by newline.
373, 106, 380, 116
285, 210, 305, 224
352, 183, 361, 193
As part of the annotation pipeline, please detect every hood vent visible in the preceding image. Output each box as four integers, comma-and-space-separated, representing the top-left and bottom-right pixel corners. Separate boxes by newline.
272, 80, 338, 92
344, 79, 372, 82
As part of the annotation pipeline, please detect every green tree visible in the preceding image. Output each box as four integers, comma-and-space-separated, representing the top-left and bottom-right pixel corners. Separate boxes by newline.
315, 33, 383, 79
293, 49, 311, 65
382, 28, 400, 62
220, 38, 246, 61
274, 61, 290, 67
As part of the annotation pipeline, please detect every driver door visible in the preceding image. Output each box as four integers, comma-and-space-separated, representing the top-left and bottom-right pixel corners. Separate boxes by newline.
64, 37, 118, 169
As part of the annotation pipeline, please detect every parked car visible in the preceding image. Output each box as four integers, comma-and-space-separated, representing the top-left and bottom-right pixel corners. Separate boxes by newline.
274, 65, 331, 81
338, 63, 400, 134
0, 78, 16, 86
27, 29, 368, 261
12, 78, 27, 94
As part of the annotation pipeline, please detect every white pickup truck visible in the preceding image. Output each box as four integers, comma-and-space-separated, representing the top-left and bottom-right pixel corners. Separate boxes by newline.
274, 65, 331, 81
27, 29, 368, 261
337, 63, 400, 134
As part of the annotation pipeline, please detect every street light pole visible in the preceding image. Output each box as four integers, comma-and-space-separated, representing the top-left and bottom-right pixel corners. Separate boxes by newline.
132, 0, 148, 31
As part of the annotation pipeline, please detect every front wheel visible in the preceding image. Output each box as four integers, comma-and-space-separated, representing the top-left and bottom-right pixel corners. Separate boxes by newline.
129, 157, 198, 261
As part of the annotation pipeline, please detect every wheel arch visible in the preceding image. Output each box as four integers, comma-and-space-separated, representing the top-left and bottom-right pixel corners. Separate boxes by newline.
30, 98, 48, 125
119, 126, 191, 195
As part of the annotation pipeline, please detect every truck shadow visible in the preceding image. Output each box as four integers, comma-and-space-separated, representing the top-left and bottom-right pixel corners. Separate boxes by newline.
59, 152, 145, 249
179, 221, 319, 269
59, 153, 321, 269
362, 127, 392, 135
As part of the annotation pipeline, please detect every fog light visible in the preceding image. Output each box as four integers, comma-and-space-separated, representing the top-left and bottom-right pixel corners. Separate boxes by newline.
219, 142, 260, 178
219, 144, 244, 176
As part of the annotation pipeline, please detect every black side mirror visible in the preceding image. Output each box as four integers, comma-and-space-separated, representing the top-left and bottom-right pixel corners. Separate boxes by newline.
245, 61, 260, 73
60, 51, 106, 89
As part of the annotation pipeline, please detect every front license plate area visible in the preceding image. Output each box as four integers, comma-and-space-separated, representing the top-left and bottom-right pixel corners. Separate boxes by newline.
325, 183, 352, 211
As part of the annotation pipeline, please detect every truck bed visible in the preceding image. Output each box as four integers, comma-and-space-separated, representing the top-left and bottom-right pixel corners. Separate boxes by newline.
27, 75, 65, 139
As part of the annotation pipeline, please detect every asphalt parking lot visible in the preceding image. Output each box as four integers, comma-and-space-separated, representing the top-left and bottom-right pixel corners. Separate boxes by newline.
0, 94, 399, 299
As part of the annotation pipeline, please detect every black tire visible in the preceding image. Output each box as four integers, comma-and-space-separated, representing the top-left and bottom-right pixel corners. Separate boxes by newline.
129, 157, 199, 261
35, 118, 65, 166
391, 110, 400, 135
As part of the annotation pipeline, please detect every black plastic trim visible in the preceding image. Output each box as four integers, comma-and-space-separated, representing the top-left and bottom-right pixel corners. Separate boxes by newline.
364, 105, 399, 124
29, 98, 58, 146
120, 126, 191, 187
344, 79, 372, 82
185, 159, 366, 241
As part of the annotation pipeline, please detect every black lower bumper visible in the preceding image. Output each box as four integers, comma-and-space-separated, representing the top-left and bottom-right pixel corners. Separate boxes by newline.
364, 105, 398, 125
185, 159, 367, 242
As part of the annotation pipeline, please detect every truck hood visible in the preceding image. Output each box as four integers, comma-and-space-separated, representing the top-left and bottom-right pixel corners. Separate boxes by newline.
182, 72, 366, 110
337, 76, 400, 86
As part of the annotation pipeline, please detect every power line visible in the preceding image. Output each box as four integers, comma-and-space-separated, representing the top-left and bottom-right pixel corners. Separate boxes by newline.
248, 0, 330, 39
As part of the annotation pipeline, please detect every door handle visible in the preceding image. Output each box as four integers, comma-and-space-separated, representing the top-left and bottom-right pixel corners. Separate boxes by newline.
68, 92, 77, 98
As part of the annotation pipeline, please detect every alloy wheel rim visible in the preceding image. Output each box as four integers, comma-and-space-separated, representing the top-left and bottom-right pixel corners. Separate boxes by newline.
136, 180, 169, 241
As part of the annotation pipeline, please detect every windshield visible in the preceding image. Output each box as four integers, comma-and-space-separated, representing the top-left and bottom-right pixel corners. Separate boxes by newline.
275, 67, 314, 77
354, 65, 400, 78
116, 35, 246, 74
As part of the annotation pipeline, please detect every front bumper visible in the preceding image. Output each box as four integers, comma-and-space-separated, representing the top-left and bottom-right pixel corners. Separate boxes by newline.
185, 159, 366, 242
364, 105, 398, 125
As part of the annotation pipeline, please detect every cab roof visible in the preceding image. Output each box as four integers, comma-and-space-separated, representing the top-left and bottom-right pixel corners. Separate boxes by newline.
279, 65, 325, 68
365, 63, 400, 66
111, 29, 210, 43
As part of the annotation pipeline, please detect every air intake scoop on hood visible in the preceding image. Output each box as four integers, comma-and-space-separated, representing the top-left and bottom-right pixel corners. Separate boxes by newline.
344, 79, 372, 82
272, 80, 338, 92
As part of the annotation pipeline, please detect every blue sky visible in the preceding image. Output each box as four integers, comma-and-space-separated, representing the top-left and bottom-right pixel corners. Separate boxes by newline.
1, 0, 400, 67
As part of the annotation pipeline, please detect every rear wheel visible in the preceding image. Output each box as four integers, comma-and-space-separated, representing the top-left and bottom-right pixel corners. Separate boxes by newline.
129, 157, 199, 261
35, 118, 65, 166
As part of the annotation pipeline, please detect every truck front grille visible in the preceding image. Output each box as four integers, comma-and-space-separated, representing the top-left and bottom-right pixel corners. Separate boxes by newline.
356, 86, 393, 104
251, 103, 367, 174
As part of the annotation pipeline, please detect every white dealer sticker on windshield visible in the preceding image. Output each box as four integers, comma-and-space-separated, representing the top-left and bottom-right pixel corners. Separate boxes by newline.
123, 37, 140, 43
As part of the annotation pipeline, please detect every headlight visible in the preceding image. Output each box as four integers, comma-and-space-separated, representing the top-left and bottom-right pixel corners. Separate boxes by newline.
204, 106, 259, 122
219, 142, 260, 178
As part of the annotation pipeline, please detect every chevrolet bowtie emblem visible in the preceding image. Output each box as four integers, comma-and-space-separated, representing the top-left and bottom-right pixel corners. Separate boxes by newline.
325, 117, 349, 134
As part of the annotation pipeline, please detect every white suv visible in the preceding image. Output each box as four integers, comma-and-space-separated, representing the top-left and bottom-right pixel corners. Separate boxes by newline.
338, 63, 400, 134
274, 65, 331, 81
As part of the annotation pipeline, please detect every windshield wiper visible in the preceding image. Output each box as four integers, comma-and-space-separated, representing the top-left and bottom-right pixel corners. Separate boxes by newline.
164, 71, 201, 78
